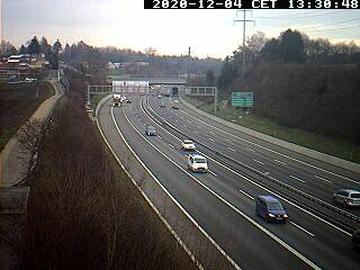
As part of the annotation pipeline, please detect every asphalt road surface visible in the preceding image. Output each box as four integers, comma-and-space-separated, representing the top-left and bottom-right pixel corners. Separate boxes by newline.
98, 94, 360, 270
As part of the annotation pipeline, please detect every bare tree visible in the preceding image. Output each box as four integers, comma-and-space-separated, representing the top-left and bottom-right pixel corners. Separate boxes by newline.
15, 119, 48, 176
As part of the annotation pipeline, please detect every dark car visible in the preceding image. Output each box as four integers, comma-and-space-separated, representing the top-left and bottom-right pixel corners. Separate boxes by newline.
7, 75, 18, 82
145, 126, 157, 136
352, 229, 360, 248
256, 195, 288, 223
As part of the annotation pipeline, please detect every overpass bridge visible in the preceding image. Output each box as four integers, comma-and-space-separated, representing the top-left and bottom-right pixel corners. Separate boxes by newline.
107, 76, 186, 85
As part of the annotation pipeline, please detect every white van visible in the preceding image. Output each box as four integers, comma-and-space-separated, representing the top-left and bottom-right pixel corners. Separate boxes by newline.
187, 154, 208, 172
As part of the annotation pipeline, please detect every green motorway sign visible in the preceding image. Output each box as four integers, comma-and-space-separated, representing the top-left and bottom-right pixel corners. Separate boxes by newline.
231, 92, 254, 108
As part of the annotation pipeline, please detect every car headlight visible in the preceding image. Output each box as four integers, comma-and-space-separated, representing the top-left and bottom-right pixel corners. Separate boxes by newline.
268, 213, 275, 217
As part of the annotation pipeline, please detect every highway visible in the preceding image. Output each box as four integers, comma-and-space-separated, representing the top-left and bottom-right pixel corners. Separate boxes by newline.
97, 94, 360, 270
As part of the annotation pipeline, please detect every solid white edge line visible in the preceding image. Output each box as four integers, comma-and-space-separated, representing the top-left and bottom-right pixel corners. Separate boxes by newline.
96, 104, 204, 270
290, 222, 316, 238
136, 100, 322, 270
238, 189, 255, 200
289, 175, 306, 183
113, 106, 241, 270
144, 97, 353, 237
179, 108, 359, 184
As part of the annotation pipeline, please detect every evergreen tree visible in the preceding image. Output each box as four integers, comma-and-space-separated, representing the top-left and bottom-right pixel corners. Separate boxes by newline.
27, 36, 40, 54
279, 29, 305, 63
260, 38, 281, 62
205, 69, 215, 85
53, 39, 62, 54
40, 37, 51, 56
19, 44, 27, 54
63, 43, 71, 61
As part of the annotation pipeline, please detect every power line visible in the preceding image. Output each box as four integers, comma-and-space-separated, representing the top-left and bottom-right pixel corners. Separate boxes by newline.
255, 10, 349, 20
301, 17, 360, 29
306, 24, 360, 33
234, 10, 255, 82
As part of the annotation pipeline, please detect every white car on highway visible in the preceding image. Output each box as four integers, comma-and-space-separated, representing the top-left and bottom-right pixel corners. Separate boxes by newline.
181, 140, 196, 151
172, 100, 179, 109
187, 154, 208, 172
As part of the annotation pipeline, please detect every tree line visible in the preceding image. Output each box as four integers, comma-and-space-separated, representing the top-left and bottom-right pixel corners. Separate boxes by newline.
0, 36, 63, 69
218, 29, 360, 92
216, 29, 360, 144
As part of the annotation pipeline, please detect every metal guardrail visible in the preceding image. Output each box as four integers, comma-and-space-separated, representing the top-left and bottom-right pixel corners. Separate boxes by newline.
142, 97, 359, 233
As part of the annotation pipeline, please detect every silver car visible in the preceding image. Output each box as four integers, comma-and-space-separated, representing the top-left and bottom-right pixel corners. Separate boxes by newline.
332, 189, 360, 207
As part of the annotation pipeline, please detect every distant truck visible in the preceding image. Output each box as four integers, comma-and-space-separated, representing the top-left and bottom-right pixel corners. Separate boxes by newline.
158, 87, 171, 97
159, 87, 178, 97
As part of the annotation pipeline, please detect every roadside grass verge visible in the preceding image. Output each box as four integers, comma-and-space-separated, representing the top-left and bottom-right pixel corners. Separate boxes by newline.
183, 96, 360, 164
0, 81, 54, 151
14, 71, 197, 270
90, 93, 109, 111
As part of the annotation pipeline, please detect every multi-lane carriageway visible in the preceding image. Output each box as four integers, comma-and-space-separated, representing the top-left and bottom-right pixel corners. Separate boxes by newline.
97, 94, 360, 270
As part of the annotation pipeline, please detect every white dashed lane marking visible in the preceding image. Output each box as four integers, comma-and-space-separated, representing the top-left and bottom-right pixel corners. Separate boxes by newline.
290, 222, 315, 237
253, 159, 264, 165
274, 159, 287, 165
238, 189, 255, 200
315, 175, 332, 183
289, 175, 306, 183
208, 170, 217, 177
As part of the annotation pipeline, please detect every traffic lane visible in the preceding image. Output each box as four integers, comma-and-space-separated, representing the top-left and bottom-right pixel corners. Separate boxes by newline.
133, 98, 360, 270
116, 103, 312, 270
154, 96, 360, 184
98, 100, 238, 269
159, 101, 360, 190
148, 97, 360, 211
138, 98, 360, 270
193, 156, 360, 270
193, 140, 360, 227
149, 108, 344, 210
178, 102, 360, 180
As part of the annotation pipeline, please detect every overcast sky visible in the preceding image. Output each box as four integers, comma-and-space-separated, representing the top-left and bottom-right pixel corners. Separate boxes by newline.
2, 0, 360, 58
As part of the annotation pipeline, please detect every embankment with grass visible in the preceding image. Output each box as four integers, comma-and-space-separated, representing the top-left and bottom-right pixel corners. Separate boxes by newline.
182, 95, 360, 164
0, 81, 54, 151
16, 70, 196, 270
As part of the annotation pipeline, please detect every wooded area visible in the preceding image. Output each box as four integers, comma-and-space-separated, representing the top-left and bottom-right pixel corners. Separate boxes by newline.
217, 29, 360, 144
